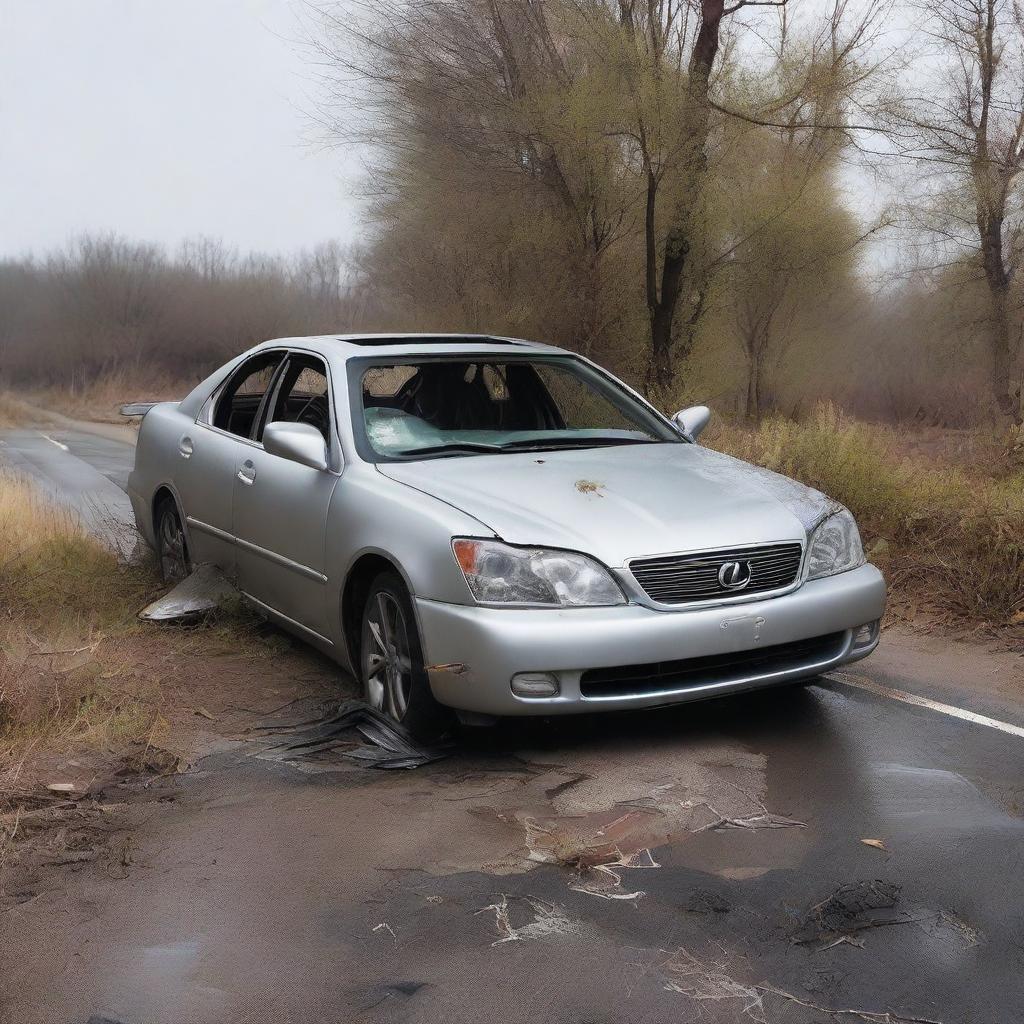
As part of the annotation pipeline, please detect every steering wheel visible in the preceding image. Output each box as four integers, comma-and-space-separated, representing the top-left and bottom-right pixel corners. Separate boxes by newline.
293, 394, 329, 438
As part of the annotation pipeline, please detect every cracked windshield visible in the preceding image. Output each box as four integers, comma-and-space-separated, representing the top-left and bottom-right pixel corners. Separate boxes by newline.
360, 358, 679, 458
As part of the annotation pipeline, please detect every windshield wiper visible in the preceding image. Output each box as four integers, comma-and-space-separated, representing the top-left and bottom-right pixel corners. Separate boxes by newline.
393, 442, 505, 458
497, 436, 653, 451
393, 436, 657, 458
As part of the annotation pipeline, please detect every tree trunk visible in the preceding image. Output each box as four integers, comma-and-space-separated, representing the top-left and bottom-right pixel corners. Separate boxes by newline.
979, 218, 1023, 425
644, 0, 724, 400
745, 345, 761, 423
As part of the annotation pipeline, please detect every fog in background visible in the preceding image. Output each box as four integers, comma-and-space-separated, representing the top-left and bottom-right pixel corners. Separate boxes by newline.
0, 0, 360, 257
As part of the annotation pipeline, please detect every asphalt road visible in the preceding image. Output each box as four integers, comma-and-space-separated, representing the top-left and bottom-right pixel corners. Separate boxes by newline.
2, 421, 1023, 1024
0, 423, 138, 558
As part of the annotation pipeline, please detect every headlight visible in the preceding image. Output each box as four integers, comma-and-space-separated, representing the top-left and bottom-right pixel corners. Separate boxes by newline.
805, 507, 865, 580
452, 538, 625, 607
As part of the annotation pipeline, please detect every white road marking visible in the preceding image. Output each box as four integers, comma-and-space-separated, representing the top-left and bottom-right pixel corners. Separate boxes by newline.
829, 669, 1024, 740
39, 432, 69, 452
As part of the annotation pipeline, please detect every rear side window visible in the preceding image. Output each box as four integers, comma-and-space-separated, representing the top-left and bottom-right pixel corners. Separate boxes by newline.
263, 355, 332, 443
213, 352, 284, 438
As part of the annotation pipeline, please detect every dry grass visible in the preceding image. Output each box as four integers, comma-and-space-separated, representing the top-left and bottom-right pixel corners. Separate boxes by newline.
0, 392, 53, 429
0, 472, 305, 855
709, 404, 1024, 635
0, 477, 161, 790
28, 369, 188, 424
0, 473, 348, 893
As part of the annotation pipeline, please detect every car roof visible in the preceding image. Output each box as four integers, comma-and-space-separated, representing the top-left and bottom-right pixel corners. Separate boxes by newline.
256, 333, 570, 360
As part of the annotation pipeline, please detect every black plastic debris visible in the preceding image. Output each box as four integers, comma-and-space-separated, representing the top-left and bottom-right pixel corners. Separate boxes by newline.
257, 700, 455, 770
794, 880, 914, 945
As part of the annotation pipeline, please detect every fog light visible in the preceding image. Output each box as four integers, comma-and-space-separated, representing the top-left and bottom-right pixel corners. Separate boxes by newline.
854, 621, 879, 647
511, 672, 560, 698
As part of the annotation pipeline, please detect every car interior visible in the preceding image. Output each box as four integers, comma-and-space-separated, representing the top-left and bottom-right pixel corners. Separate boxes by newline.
363, 361, 564, 431
213, 353, 331, 444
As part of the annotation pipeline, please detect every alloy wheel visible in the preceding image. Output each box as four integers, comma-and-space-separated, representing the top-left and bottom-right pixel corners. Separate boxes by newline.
362, 591, 413, 721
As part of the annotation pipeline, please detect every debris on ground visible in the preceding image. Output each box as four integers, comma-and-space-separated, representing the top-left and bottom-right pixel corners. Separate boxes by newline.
694, 809, 808, 832
477, 894, 581, 945
658, 946, 945, 1024
794, 880, 919, 946
256, 700, 454, 770
138, 564, 237, 621
861, 838, 888, 851
661, 946, 768, 1023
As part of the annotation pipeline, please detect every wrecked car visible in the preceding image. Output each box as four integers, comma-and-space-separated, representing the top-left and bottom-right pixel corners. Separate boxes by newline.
127, 334, 885, 734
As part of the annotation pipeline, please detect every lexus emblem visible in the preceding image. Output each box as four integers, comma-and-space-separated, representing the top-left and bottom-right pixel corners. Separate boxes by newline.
718, 560, 752, 590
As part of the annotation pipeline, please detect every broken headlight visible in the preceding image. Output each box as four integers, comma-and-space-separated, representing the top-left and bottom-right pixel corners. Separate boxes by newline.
452, 539, 625, 607
805, 507, 865, 580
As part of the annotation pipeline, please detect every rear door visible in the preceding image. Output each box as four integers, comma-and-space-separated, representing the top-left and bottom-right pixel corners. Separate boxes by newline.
231, 352, 340, 640
175, 351, 286, 573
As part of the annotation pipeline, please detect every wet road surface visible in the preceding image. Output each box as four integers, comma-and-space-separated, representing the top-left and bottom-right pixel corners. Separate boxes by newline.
0, 423, 137, 557
2, 419, 1023, 1024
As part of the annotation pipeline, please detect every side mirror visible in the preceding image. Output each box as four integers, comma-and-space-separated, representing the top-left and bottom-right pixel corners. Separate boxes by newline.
671, 405, 711, 442
263, 421, 329, 471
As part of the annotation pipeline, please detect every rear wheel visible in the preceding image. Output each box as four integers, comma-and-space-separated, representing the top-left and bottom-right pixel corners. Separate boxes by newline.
155, 497, 191, 584
360, 571, 451, 739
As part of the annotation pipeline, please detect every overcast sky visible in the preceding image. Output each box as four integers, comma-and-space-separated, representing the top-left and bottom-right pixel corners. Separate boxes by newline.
0, 0, 361, 260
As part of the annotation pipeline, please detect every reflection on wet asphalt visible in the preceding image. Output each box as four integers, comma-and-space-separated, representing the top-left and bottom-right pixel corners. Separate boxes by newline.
4, 681, 1024, 1024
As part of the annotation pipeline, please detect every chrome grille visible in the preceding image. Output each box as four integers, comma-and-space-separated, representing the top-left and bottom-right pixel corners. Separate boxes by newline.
629, 542, 803, 605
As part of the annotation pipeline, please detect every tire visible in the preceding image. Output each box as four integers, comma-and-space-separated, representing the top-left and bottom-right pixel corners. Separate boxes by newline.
155, 497, 192, 584
359, 570, 452, 739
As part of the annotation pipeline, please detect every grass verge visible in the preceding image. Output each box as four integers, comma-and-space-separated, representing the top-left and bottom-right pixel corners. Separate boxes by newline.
0, 470, 333, 883
0, 476, 163, 791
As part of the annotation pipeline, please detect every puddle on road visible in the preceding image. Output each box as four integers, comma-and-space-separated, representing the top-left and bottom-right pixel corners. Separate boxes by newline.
233, 698, 811, 886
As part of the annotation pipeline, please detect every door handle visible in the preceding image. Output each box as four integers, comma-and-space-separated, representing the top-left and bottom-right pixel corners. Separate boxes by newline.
178, 435, 194, 459
237, 460, 256, 485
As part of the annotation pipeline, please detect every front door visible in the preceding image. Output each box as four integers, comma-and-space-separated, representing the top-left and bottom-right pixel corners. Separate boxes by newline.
232, 353, 339, 640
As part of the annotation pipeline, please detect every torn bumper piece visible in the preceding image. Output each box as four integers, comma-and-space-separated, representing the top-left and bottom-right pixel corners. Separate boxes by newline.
418, 563, 885, 716
138, 564, 237, 621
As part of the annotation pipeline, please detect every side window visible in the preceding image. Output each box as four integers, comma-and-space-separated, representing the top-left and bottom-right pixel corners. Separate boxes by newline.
213, 352, 284, 438
264, 355, 331, 443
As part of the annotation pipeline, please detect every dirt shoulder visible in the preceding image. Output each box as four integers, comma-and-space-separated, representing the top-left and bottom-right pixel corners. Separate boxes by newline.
1, 623, 348, 909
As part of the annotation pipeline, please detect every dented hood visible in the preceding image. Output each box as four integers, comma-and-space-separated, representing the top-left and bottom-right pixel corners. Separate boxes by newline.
378, 443, 836, 567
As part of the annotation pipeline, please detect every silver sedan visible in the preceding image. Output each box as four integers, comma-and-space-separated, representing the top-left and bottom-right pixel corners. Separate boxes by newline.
128, 334, 885, 735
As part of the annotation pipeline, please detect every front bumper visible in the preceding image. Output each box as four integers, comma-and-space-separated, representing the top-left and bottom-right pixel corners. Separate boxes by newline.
417, 563, 885, 715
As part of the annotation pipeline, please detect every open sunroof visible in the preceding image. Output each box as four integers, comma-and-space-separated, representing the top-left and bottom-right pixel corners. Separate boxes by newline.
338, 335, 526, 347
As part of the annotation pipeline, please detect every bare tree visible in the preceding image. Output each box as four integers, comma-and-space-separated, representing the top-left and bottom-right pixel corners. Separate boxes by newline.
717, 1, 894, 420
897, 0, 1024, 424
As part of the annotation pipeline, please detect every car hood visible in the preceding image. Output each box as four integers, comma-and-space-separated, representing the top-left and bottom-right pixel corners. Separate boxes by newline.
378, 443, 838, 567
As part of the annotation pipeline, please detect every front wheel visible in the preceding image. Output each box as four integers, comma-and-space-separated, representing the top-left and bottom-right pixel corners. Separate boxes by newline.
360, 571, 452, 739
